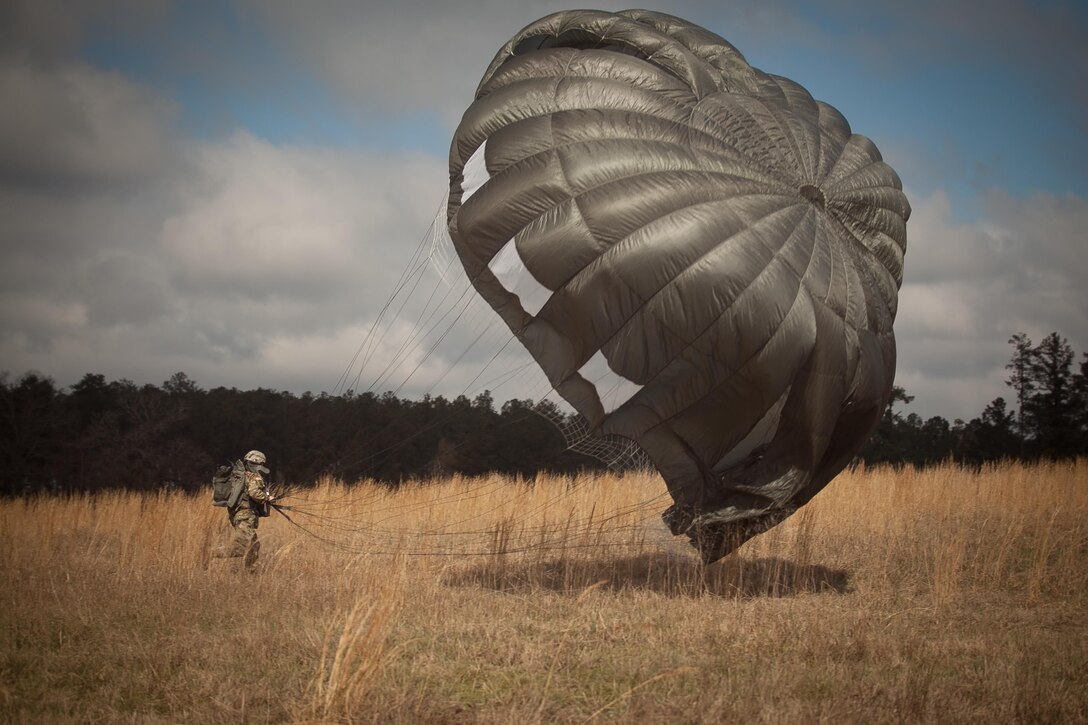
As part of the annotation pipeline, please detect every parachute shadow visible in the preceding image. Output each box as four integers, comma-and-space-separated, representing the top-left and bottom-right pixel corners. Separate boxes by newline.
442, 552, 850, 598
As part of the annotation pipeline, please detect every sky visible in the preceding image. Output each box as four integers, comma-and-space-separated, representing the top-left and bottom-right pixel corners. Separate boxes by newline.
1, 0, 1085, 423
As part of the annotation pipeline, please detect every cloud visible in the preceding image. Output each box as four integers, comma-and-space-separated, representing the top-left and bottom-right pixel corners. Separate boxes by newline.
895, 188, 1088, 420
1, 129, 449, 379
824, 0, 1087, 126
241, 1, 620, 111
0, 0, 170, 63
922, 0, 1086, 88
0, 4, 454, 390
0, 23, 182, 356
238, 0, 825, 126
0, 62, 178, 189
822, 0, 1085, 69
0, 0, 505, 398
162, 133, 438, 297
160, 131, 446, 354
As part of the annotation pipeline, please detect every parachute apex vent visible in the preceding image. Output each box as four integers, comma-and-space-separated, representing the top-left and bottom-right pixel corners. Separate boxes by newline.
799, 184, 826, 210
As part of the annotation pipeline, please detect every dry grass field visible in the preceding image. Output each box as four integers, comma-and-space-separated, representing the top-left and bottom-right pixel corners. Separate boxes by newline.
2, 460, 1087, 723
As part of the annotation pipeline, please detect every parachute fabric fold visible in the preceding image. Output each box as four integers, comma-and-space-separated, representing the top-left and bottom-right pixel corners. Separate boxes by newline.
445, 9, 910, 563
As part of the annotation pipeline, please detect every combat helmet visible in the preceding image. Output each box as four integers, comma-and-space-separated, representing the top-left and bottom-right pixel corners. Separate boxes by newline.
243, 450, 269, 473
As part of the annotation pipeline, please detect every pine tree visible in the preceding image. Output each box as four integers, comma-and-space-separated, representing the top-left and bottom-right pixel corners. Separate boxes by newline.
1075, 354, 1088, 455
1024, 332, 1077, 458
1005, 333, 1033, 453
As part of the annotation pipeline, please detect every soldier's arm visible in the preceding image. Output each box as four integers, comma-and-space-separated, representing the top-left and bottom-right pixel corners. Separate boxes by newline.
245, 471, 269, 501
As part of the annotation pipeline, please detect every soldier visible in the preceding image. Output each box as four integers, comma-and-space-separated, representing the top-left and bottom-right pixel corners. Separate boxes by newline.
213, 449, 274, 570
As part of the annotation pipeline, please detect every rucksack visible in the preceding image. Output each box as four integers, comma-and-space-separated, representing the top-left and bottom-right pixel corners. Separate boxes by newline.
211, 460, 246, 508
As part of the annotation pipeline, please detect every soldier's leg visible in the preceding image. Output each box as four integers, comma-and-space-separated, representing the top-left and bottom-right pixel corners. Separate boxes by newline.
213, 509, 245, 558
233, 508, 260, 569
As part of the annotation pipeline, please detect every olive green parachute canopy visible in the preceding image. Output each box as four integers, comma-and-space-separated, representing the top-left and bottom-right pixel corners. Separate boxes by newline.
446, 9, 910, 563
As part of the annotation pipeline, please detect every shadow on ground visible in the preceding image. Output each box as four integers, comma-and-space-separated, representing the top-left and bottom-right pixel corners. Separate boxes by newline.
442, 552, 850, 598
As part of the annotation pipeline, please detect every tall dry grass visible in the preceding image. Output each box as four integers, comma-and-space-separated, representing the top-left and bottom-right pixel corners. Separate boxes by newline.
299, 568, 403, 724
1, 460, 1086, 723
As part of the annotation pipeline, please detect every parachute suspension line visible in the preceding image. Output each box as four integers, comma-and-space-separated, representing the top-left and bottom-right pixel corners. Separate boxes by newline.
276, 489, 663, 539
379, 233, 538, 398
337, 190, 474, 399
322, 193, 484, 475
425, 212, 464, 288
362, 192, 554, 401
274, 504, 681, 558
322, 394, 561, 485
320, 190, 655, 536
442, 304, 549, 400
273, 506, 674, 558
333, 247, 431, 398
383, 285, 478, 396
363, 263, 468, 394
335, 191, 548, 418
446, 333, 526, 401
278, 409, 661, 539
475, 359, 537, 395
361, 205, 495, 396
331, 196, 443, 397
279, 490, 672, 540
318, 253, 436, 456
354, 258, 436, 391
280, 409, 661, 544
417, 325, 509, 399
355, 200, 469, 395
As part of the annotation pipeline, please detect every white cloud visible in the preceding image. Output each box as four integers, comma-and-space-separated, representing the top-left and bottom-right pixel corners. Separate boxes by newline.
162, 132, 439, 297
1, 130, 450, 381
895, 188, 1088, 420
158, 132, 446, 357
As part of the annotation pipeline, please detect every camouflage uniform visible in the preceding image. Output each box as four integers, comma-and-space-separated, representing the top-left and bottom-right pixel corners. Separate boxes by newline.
216, 467, 270, 569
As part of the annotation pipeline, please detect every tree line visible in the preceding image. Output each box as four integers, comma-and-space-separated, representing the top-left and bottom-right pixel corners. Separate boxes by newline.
859, 332, 1087, 466
2, 331, 1084, 495
0, 371, 601, 496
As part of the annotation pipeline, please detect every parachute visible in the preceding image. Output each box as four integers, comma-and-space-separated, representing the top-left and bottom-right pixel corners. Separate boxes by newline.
445, 10, 910, 563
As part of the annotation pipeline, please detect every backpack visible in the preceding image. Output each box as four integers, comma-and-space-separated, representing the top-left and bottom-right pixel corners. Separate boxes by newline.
211, 460, 247, 508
